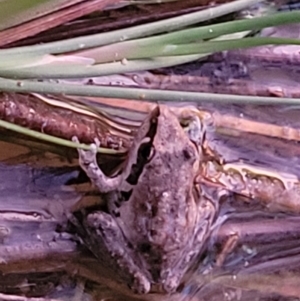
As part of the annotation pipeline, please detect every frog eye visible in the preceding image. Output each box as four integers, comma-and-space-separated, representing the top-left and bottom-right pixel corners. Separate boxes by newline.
186, 117, 204, 144
137, 138, 155, 163
180, 115, 205, 145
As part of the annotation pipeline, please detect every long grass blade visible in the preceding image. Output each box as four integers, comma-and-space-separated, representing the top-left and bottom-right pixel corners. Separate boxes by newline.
1, 78, 300, 105
0, 0, 263, 56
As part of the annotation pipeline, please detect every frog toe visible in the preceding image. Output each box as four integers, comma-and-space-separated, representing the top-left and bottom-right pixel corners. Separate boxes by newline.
131, 272, 151, 294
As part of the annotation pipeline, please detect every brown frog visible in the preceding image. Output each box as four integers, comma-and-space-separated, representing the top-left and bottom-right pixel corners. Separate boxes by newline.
72, 106, 215, 294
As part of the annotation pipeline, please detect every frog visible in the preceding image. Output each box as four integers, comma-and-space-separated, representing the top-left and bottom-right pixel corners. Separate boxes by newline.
72, 105, 215, 294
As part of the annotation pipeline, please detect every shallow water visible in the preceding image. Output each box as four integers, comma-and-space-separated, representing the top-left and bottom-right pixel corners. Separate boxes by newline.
1, 103, 300, 301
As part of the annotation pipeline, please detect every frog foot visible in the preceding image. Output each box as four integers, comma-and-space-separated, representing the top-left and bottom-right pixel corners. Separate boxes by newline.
72, 136, 121, 193
72, 136, 99, 168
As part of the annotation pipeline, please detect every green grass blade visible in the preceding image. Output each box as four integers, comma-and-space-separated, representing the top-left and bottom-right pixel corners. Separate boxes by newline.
1, 77, 300, 105
0, 36, 299, 78
0, 55, 205, 78
0, 0, 263, 56
0, 118, 120, 154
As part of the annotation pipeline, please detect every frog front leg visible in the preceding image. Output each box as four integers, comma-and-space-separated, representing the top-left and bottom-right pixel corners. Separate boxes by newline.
72, 137, 122, 193
84, 210, 151, 294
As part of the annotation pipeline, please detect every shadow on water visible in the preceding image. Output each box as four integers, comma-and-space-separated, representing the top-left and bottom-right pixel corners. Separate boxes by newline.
1, 103, 300, 301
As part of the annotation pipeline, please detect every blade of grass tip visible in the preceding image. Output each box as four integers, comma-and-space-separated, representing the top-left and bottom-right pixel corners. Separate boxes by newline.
1, 77, 300, 105
0, 0, 264, 56
0, 118, 120, 154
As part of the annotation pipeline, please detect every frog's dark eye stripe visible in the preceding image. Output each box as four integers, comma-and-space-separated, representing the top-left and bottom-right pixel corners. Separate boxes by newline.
126, 113, 157, 185
126, 139, 152, 185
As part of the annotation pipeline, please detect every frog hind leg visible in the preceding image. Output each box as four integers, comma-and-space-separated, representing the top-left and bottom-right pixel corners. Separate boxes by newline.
161, 197, 215, 293
85, 211, 151, 294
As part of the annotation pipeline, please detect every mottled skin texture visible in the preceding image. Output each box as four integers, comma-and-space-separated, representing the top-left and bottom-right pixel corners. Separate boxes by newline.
73, 106, 214, 294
